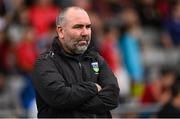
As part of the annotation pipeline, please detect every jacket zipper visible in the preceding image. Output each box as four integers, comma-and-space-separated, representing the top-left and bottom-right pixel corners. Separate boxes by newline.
78, 62, 86, 81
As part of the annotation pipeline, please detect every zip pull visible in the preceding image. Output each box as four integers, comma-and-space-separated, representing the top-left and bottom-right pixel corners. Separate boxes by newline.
78, 62, 82, 69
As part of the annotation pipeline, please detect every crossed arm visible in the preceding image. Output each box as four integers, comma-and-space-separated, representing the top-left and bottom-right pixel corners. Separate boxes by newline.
79, 58, 120, 113
32, 56, 119, 111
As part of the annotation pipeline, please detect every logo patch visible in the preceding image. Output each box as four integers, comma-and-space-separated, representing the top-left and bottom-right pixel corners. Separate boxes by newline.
91, 62, 99, 74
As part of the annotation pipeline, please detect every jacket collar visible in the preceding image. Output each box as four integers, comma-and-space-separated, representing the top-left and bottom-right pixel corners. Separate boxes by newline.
51, 37, 96, 61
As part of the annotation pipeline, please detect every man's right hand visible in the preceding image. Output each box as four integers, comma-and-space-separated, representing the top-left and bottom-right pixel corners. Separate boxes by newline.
95, 83, 102, 92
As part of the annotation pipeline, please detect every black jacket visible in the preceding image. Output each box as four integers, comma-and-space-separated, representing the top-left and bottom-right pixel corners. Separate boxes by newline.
32, 37, 119, 118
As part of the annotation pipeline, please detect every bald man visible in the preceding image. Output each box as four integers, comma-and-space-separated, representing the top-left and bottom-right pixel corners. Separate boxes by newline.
32, 6, 119, 118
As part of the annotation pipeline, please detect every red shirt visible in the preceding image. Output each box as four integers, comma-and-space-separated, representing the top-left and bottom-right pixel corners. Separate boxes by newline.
100, 38, 120, 72
16, 40, 37, 72
29, 5, 59, 36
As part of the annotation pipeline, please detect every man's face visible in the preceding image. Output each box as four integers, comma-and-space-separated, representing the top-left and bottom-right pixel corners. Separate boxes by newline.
57, 9, 91, 54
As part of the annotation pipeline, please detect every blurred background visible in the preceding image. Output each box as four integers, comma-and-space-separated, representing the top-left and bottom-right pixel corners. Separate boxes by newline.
0, 0, 180, 118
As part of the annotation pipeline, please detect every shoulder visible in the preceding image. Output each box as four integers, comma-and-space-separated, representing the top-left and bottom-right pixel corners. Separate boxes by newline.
88, 50, 106, 66
39, 48, 55, 59
96, 53, 105, 63
34, 49, 56, 68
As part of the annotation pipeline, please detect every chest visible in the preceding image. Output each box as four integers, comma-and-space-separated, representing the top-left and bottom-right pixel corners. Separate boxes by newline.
54, 55, 100, 85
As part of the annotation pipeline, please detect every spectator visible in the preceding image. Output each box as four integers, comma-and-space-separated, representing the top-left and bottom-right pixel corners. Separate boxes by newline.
15, 26, 37, 117
16, 26, 37, 73
7, 8, 30, 44
0, 29, 14, 74
118, 7, 144, 82
100, 21, 130, 101
156, 74, 180, 118
161, 1, 180, 48
100, 22, 121, 72
141, 67, 176, 105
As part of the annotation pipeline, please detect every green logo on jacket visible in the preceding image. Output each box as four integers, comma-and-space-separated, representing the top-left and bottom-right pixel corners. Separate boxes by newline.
91, 62, 99, 74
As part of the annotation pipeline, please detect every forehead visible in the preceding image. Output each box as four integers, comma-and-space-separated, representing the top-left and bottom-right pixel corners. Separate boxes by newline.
64, 9, 91, 26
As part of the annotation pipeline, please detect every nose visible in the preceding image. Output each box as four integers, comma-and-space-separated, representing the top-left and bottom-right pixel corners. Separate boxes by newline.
81, 27, 89, 36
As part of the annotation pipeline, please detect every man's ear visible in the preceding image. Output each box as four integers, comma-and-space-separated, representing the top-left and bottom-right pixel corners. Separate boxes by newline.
56, 25, 64, 39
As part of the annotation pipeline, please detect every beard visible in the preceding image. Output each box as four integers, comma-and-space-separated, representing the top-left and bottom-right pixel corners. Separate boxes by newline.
64, 36, 91, 54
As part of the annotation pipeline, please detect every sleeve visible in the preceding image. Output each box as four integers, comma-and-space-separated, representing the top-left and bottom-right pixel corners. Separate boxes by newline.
79, 55, 120, 113
32, 57, 98, 110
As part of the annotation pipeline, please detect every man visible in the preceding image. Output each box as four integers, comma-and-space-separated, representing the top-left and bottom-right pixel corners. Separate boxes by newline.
157, 74, 180, 118
32, 6, 119, 118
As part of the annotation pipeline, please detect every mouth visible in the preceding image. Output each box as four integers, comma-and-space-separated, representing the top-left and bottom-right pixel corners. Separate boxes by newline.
77, 38, 89, 46
78, 40, 88, 46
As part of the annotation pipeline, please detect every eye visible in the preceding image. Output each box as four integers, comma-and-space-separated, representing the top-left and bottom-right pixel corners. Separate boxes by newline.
72, 24, 83, 29
86, 25, 91, 29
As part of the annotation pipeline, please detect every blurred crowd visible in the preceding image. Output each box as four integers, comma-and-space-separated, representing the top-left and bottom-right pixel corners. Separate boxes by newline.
0, 0, 180, 118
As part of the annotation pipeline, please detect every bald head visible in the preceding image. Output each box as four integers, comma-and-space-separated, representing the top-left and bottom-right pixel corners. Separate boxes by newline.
56, 6, 89, 27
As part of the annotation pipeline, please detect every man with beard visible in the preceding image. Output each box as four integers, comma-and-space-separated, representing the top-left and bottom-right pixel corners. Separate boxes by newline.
32, 6, 119, 118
